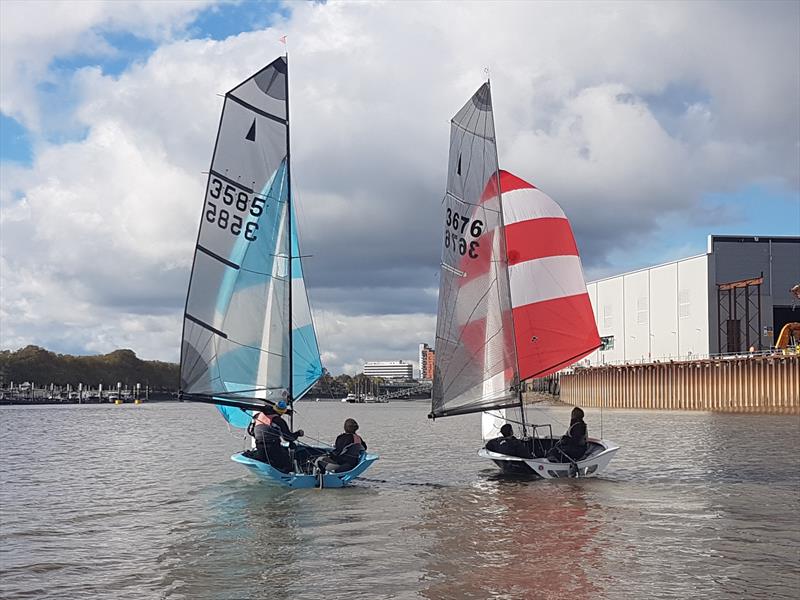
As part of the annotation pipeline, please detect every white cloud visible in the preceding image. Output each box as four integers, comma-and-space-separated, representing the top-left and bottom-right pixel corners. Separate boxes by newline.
1, 1, 798, 372
0, 0, 217, 129
314, 310, 436, 376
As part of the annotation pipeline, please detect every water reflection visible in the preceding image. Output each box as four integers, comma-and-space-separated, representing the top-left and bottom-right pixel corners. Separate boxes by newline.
417, 474, 606, 600
157, 481, 299, 599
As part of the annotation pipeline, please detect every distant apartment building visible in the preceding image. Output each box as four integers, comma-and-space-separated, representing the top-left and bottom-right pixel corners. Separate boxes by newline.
363, 361, 414, 380
418, 343, 435, 380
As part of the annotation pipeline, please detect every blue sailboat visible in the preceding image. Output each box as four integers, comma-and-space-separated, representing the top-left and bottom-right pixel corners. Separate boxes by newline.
179, 55, 378, 488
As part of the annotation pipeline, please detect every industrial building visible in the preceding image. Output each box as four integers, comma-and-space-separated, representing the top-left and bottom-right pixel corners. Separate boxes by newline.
363, 360, 414, 380
583, 235, 800, 365
418, 344, 435, 380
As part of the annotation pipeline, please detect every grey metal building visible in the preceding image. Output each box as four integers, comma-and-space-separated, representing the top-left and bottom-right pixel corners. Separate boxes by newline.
584, 235, 800, 365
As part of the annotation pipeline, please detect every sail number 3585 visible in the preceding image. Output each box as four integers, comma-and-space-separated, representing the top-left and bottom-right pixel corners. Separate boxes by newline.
444, 208, 482, 259
205, 177, 264, 241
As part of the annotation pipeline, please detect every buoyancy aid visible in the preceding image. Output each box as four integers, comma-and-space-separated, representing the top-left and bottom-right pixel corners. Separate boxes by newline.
254, 412, 274, 427
338, 433, 364, 460
251, 412, 284, 444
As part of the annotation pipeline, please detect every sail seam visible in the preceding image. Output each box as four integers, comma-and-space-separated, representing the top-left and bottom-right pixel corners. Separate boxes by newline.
226, 93, 287, 125
445, 191, 501, 213
208, 169, 254, 194
186, 314, 228, 339
197, 245, 240, 270
451, 117, 494, 142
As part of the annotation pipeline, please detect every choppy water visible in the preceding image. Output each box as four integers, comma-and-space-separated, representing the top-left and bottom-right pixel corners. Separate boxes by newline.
0, 401, 798, 599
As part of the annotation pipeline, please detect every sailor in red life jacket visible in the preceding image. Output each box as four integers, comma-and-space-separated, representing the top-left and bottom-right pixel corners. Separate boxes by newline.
249, 399, 304, 472
315, 418, 366, 474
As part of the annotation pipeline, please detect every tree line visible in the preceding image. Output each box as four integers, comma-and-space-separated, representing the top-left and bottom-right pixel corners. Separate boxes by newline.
0, 346, 390, 395
0, 346, 179, 389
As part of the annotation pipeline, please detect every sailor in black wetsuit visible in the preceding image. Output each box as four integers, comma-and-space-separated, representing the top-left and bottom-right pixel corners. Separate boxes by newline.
315, 418, 366, 473
549, 406, 588, 462
249, 400, 304, 472
485, 424, 531, 458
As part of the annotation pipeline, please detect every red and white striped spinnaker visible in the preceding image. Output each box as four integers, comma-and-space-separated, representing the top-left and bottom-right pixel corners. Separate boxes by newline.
495, 170, 599, 381
431, 81, 598, 419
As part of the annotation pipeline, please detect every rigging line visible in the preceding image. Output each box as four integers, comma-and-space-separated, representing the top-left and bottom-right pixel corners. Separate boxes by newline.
442, 331, 502, 397
180, 88, 230, 386
182, 326, 216, 388
436, 91, 491, 390
440, 313, 507, 396
437, 227, 491, 359
437, 273, 501, 386
451, 118, 495, 142
445, 191, 501, 213
486, 86, 521, 390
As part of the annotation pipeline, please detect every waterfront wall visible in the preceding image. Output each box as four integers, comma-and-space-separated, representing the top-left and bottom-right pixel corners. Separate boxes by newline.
560, 354, 799, 413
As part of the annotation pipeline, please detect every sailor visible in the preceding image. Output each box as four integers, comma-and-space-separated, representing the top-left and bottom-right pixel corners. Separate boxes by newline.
315, 418, 366, 473
485, 424, 531, 458
250, 400, 304, 472
549, 406, 588, 462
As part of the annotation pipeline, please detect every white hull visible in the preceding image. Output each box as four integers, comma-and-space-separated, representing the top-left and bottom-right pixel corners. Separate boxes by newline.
478, 437, 619, 479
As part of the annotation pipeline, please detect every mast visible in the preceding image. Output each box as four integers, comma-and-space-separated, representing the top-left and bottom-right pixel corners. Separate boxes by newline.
487, 78, 526, 437
285, 52, 294, 429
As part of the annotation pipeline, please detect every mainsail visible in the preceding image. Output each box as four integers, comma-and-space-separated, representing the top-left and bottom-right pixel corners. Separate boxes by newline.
180, 57, 322, 428
432, 83, 600, 420
431, 83, 518, 418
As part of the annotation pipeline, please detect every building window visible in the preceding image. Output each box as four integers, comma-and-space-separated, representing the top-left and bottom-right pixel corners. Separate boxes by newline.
679, 289, 690, 319
600, 336, 615, 351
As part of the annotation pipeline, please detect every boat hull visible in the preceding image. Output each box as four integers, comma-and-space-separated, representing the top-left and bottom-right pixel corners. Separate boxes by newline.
231, 452, 379, 488
478, 437, 618, 479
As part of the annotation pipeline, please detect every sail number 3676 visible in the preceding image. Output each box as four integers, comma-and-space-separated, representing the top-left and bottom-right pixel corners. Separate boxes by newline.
205, 177, 264, 241
444, 208, 482, 259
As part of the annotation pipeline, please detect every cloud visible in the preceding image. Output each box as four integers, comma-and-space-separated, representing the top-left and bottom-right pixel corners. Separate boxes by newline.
1, 1, 798, 374
0, 0, 217, 130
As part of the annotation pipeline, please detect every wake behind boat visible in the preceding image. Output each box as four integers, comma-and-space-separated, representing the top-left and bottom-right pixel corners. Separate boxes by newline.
178, 55, 377, 488
429, 81, 618, 479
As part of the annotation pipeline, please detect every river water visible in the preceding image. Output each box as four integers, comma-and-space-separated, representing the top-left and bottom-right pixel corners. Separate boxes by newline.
0, 401, 798, 599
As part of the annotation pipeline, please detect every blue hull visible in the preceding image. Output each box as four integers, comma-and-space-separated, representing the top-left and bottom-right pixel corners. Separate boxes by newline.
231, 452, 379, 488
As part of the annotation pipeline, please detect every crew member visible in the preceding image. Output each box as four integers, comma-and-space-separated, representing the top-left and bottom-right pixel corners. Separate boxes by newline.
250, 400, 304, 472
315, 418, 366, 473
485, 423, 531, 458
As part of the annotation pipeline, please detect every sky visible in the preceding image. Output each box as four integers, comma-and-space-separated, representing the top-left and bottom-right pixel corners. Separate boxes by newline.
1, 0, 799, 376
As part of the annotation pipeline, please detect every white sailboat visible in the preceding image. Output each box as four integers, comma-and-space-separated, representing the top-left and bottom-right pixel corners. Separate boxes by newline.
430, 81, 618, 478
179, 55, 378, 488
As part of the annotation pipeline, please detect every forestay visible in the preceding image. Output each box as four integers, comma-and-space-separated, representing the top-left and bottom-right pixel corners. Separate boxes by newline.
431, 83, 519, 418
180, 57, 322, 428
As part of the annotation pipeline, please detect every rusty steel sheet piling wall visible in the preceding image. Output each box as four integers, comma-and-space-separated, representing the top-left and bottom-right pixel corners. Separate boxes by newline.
560, 355, 799, 413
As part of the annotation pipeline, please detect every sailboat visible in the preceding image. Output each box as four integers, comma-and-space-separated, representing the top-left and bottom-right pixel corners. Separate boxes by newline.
430, 81, 618, 478
179, 56, 378, 488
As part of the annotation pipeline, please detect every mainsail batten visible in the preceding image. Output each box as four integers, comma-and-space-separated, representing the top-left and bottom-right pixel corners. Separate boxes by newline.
180, 56, 323, 429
